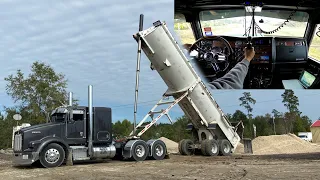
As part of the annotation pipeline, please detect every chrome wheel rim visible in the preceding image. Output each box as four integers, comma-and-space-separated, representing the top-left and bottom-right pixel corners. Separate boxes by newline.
45, 148, 60, 164
224, 144, 230, 153
211, 143, 218, 154
135, 145, 145, 158
155, 144, 164, 157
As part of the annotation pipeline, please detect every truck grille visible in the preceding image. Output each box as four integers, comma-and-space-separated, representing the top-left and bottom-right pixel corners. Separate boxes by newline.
14, 134, 22, 151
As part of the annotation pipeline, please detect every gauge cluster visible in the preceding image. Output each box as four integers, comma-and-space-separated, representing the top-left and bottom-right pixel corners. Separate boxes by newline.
233, 38, 273, 64
198, 40, 230, 55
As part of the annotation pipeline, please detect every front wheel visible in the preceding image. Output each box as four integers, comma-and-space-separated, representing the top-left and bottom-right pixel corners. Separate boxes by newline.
39, 143, 65, 168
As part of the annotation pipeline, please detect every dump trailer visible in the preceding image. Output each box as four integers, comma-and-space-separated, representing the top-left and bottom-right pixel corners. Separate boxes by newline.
132, 20, 241, 156
12, 86, 168, 168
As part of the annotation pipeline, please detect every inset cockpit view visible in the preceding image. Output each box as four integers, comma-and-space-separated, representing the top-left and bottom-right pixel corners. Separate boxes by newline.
175, 0, 320, 89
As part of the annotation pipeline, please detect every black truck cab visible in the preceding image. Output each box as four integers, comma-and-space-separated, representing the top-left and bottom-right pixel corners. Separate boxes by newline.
12, 104, 167, 168
13, 106, 113, 167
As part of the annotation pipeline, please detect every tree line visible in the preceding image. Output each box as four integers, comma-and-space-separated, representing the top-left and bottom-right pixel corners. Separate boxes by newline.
113, 90, 312, 141
0, 61, 313, 149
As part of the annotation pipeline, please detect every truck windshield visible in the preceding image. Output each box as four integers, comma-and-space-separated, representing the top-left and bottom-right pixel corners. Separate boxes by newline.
199, 9, 309, 37
298, 135, 307, 138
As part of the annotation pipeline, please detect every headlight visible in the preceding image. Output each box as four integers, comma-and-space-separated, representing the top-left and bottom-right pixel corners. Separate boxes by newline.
28, 142, 35, 148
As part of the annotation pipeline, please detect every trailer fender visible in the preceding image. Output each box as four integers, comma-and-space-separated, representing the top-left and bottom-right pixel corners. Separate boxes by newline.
36, 136, 70, 155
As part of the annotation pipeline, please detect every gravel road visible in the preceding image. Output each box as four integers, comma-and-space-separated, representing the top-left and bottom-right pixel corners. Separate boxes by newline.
1, 153, 320, 180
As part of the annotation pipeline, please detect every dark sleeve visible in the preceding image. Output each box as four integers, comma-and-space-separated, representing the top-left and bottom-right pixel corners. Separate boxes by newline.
207, 59, 250, 89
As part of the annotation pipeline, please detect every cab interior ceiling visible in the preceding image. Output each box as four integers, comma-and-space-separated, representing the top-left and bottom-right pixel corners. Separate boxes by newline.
175, 0, 320, 10
175, 0, 320, 22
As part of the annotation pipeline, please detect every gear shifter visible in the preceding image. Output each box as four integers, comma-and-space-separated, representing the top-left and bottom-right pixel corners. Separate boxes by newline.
246, 36, 253, 49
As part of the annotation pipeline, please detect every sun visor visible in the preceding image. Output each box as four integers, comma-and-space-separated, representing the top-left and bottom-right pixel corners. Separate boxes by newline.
199, 10, 309, 22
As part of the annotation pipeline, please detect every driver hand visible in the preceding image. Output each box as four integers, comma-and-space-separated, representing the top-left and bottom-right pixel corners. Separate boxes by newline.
244, 47, 255, 62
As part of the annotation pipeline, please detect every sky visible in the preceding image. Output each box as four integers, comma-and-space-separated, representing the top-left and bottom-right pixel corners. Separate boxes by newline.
0, 0, 319, 124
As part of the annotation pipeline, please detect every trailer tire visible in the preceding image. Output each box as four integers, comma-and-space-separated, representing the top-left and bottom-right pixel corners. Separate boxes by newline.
201, 140, 208, 156
131, 141, 149, 161
39, 143, 65, 168
151, 140, 167, 160
219, 139, 232, 156
180, 139, 194, 156
178, 139, 185, 155
205, 139, 219, 156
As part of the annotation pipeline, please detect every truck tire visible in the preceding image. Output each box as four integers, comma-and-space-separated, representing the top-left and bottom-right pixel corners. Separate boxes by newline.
205, 139, 219, 156
219, 139, 232, 156
180, 139, 195, 156
39, 143, 65, 168
131, 140, 149, 161
201, 140, 208, 156
151, 140, 167, 160
178, 139, 185, 155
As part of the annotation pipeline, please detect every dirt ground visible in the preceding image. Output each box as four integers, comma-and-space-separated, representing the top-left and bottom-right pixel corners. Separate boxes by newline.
1, 153, 320, 180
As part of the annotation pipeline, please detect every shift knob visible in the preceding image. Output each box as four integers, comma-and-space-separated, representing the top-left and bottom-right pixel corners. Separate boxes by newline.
246, 36, 253, 49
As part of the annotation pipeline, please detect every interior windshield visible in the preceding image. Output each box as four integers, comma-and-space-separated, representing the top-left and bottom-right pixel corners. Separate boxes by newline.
199, 9, 309, 37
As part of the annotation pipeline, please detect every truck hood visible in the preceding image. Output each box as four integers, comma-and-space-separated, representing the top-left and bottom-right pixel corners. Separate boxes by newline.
20, 122, 60, 132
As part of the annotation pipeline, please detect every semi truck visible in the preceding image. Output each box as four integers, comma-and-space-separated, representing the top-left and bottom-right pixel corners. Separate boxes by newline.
12, 87, 168, 168
12, 18, 242, 168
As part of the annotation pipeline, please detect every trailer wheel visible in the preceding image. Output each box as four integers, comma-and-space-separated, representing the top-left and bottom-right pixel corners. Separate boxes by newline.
39, 143, 65, 168
151, 140, 167, 160
180, 139, 195, 156
200, 140, 208, 156
178, 139, 185, 155
131, 141, 148, 161
205, 139, 219, 156
219, 139, 232, 156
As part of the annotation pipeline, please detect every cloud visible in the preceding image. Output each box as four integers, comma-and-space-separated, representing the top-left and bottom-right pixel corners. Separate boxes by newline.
0, 0, 174, 107
1, 0, 318, 123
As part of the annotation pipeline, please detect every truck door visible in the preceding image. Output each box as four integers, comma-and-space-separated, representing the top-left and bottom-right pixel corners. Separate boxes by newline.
66, 110, 86, 142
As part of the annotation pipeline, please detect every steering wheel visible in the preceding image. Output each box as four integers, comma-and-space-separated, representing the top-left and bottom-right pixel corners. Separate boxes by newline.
188, 36, 234, 80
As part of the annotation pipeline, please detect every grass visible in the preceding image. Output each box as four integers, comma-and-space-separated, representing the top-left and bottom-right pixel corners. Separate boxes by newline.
174, 29, 196, 44
309, 32, 320, 61
309, 47, 320, 61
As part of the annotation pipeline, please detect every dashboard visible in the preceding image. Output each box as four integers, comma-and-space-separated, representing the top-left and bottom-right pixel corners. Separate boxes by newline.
232, 38, 272, 64
193, 36, 311, 89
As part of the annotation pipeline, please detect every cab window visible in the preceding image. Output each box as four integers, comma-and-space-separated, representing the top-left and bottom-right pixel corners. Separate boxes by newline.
72, 110, 84, 121
51, 113, 66, 123
309, 24, 320, 61
174, 13, 196, 45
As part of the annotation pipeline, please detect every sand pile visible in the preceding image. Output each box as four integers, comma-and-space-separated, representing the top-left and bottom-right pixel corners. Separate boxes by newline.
159, 137, 179, 154
235, 134, 320, 155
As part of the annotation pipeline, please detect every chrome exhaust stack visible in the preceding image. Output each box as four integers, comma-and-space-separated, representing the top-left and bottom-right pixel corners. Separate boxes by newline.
88, 85, 93, 157
69, 92, 73, 106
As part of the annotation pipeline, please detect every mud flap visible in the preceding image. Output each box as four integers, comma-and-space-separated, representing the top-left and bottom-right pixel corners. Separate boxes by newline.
66, 148, 73, 166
